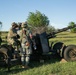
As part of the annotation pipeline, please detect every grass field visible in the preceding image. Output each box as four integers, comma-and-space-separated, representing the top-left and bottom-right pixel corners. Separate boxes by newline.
0, 31, 76, 75
49, 31, 76, 45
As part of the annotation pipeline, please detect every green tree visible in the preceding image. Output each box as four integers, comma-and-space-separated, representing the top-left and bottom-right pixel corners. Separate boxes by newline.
68, 22, 76, 33
27, 10, 49, 27
0, 21, 2, 29
26, 10, 56, 34
68, 22, 75, 26
71, 28, 76, 33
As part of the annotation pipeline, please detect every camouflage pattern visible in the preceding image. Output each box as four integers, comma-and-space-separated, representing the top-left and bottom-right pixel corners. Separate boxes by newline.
7, 23, 18, 50
11, 22, 18, 28
21, 22, 27, 28
19, 22, 32, 66
7, 28, 17, 44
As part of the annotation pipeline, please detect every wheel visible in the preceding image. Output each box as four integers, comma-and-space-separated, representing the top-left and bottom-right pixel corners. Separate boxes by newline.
0, 47, 9, 65
0, 46, 12, 62
0, 44, 14, 58
0, 47, 8, 59
64, 45, 76, 61
0, 47, 11, 71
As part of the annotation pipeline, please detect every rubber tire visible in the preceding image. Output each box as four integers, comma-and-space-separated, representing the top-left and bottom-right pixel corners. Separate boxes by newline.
0, 47, 11, 71
0, 47, 8, 59
64, 45, 76, 61
0, 47, 9, 66
0, 44, 13, 58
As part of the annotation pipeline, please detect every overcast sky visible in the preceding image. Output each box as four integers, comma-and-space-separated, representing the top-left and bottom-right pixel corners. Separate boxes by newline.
0, 0, 76, 31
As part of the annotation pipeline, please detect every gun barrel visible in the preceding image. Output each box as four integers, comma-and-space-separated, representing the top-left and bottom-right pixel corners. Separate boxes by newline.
47, 24, 76, 39
55, 24, 76, 34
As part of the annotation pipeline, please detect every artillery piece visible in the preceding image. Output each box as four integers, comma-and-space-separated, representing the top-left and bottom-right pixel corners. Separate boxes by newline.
31, 25, 76, 61
0, 25, 76, 71
33, 25, 76, 61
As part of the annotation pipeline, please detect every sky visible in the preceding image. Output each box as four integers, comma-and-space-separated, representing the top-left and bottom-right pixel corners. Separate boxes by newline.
0, 0, 76, 31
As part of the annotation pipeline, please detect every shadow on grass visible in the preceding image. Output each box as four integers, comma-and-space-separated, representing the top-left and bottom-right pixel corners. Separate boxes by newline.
29, 54, 62, 69
0, 65, 31, 75
0, 54, 61, 75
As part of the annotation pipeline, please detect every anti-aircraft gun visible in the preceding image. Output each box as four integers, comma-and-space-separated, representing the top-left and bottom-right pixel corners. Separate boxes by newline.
0, 24, 76, 71
30, 24, 76, 61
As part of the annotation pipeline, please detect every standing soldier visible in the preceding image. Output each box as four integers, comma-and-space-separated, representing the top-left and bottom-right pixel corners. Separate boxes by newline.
19, 22, 32, 68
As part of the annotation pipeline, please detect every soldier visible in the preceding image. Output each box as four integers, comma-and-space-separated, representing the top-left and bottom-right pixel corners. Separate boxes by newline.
17, 23, 22, 35
7, 22, 19, 51
19, 22, 33, 68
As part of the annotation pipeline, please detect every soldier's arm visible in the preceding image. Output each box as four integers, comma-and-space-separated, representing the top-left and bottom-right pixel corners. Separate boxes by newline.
18, 30, 22, 42
9, 29, 17, 38
27, 29, 33, 39
27, 29, 37, 50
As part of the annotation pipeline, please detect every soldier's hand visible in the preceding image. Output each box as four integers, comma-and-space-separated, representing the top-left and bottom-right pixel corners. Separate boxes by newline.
25, 42, 30, 46
29, 33, 33, 39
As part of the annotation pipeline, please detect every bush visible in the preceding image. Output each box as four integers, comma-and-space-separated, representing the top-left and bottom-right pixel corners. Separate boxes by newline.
71, 28, 76, 33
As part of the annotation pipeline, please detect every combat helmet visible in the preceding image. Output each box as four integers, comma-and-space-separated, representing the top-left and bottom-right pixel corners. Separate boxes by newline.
11, 22, 18, 28
21, 22, 28, 28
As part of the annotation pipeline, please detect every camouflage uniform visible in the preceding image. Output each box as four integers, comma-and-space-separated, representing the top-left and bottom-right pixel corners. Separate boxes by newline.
19, 22, 32, 68
7, 22, 18, 50
17, 23, 22, 35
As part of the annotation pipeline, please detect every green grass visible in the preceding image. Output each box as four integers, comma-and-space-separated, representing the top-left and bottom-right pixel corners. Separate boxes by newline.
0, 60, 76, 75
0, 31, 76, 75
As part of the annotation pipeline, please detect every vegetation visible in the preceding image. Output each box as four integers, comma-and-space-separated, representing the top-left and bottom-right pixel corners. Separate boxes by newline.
0, 21, 2, 30
0, 31, 76, 75
1, 10, 76, 75
27, 10, 56, 34
71, 27, 76, 33
0, 60, 76, 75
68, 22, 76, 33
27, 10, 49, 27
46, 25, 56, 34
49, 31, 76, 45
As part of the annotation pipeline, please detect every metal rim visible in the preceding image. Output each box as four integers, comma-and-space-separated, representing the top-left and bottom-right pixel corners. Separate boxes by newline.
0, 52, 8, 61
68, 49, 76, 60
